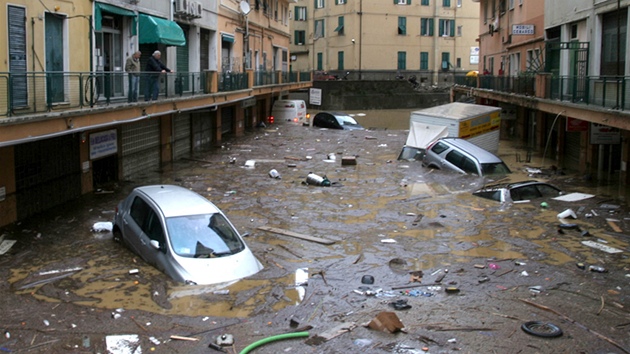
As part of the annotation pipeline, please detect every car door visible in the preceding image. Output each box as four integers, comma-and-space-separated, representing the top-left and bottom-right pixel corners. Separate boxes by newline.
443, 149, 467, 174
124, 196, 167, 269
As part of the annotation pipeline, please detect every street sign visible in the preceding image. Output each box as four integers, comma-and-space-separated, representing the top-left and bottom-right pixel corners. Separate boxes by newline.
309, 88, 322, 106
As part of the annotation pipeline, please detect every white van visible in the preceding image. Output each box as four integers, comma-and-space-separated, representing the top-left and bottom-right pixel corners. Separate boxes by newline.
271, 100, 308, 125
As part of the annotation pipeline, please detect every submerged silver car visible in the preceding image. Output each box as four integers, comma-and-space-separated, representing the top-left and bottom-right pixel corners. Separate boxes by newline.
422, 137, 511, 176
113, 185, 262, 285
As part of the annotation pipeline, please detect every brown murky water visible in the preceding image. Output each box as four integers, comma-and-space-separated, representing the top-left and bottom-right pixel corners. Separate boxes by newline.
2, 110, 629, 353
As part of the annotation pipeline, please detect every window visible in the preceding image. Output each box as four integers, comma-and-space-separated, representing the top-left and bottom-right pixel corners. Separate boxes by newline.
395, 0, 411, 5
499, 0, 506, 14
397, 51, 407, 70
509, 0, 514, 10
315, 19, 325, 38
335, 0, 346, 4
315, 0, 324, 9
334, 16, 344, 35
457, 25, 462, 36
421, 18, 434, 36
601, 9, 627, 76
519, 0, 523, 5
398, 17, 407, 35
421, 0, 429, 5
295, 6, 307, 21
570, 24, 578, 39
456, 57, 461, 68
294, 30, 306, 45
441, 52, 450, 70
420, 52, 429, 70
443, 0, 450, 7
457, 0, 462, 7
526, 48, 541, 71
439, 19, 455, 37
317, 52, 323, 70
338, 51, 344, 70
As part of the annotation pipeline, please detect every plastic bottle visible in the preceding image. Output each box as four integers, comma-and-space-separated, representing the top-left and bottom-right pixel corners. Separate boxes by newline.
306, 173, 331, 186
589, 265, 607, 273
268, 169, 281, 179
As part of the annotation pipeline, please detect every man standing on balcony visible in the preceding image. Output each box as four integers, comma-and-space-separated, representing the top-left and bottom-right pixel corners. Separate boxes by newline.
144, 50, 173, 101
125, 51, 141, 102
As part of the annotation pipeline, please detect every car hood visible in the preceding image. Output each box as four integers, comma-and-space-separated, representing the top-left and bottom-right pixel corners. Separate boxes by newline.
170, 248, 263, 285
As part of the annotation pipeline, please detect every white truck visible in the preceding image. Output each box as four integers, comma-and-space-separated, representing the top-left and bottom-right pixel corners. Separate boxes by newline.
398, 102, 502, 161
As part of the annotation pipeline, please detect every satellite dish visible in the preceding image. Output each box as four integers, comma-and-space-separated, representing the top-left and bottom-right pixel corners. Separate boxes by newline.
239, 1, 251, 15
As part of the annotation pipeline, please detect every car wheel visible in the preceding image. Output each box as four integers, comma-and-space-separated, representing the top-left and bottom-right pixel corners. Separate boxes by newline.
113, 229, 123, 243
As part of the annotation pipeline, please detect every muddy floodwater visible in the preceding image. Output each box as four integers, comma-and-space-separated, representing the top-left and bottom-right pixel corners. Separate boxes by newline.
1, 110, 629, 353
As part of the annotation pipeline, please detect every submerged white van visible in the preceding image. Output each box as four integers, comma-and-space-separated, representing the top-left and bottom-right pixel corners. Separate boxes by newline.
271, 100, 308, 125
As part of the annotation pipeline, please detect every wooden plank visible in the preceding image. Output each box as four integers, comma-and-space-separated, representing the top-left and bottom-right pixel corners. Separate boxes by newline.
257, 226, 336, 245
607, 219, 623, 233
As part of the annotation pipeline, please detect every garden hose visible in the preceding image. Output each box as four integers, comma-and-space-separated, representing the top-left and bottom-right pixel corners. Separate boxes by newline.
239, 331, 310, 354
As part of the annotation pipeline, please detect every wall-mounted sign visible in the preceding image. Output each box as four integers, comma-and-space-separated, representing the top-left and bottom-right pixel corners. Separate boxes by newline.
90, 129, 118, 160
566, 117, 588, 132
512, 24, 534, 35
309, 88, 322, 106
241, 97, 256, 108
590, 123, 620, 144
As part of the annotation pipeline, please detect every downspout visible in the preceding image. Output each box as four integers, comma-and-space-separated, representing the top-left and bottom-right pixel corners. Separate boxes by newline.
433, 0, 439, 84
358, 0, 362, 80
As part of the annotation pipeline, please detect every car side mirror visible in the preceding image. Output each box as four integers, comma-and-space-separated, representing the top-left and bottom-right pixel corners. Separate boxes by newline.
150, 239, 161, 250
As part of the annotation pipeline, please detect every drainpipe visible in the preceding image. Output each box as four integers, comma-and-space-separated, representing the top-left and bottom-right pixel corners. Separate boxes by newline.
358, 0, 362, 80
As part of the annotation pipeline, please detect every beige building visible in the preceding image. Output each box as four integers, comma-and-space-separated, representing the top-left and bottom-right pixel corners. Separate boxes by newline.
290, 0, 480, 81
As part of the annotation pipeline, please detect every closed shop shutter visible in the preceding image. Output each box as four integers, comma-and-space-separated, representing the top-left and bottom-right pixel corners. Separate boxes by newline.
15, 135, 81, 219
192, 112, 215, 152
221, 106, 235, 134
173, 114, 191, 159
564, 131, 581, 171
121, 119, 160, 179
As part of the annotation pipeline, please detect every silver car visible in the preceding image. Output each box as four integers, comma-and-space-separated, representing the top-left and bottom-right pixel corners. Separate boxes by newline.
422, 137, 511, 176
473, 180, 563, 203
113, 185, 262, 285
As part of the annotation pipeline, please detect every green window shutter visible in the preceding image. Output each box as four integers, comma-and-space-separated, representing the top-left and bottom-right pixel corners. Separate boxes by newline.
421, 18, 426, 35
443, 0, 450, 6
420, 52, 429, 70
398, 51, 406, 70
450, 20, 455, 36
441, 52, 450, 70
393, 0, 397, 4
340, 16, 344, 26
317, 53, 323, 70
335, 0, 339, 4
338, 51, 344, 70
429, 19, 434, 36
407, 0, 411, 4
421, 0, 429, 5
439, 19, 444, 36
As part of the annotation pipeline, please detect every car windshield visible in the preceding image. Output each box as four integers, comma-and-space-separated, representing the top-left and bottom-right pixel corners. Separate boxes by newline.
335, 115, 359, 126
480, 162, 511, 175
166, 213, 245, 258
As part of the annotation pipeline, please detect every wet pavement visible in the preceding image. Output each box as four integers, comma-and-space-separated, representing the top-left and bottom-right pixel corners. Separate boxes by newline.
1, 111, 629, 353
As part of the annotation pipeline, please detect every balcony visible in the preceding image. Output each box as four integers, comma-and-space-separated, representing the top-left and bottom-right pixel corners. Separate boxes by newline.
454, 73, 630, 112
0, 70, 312, 118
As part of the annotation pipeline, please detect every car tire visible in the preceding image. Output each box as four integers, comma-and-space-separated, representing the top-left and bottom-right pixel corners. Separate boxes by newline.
113, 229, 123, 243
521, 321, 563, 338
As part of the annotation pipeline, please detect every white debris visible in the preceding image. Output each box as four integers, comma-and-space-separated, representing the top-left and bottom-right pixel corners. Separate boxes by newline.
380, 239, 397, 243
106, 334, 142, 354
92, 222, 113, 232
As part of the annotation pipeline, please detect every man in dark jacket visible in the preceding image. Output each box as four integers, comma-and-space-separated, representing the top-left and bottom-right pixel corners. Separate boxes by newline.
144, 50, 173, 101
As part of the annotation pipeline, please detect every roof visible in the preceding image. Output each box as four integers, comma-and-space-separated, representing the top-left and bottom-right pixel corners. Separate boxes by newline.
136, 185, 219, 218
411, 102, 501, 121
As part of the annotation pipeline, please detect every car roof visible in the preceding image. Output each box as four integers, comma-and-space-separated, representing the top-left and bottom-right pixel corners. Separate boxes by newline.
437, 137, 503, 163
477, 180, 557, 191
135, 185, 220, 218
316, 111, 350, 117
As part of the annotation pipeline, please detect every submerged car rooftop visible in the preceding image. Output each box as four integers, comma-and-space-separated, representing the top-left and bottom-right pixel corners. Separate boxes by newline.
135, 185, 220, 218
438, 137, 503, 163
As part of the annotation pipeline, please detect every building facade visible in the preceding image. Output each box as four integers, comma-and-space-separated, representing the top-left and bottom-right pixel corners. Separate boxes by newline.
458, 0, 630, 188
290, 0, 480, 82
0, 0, 309, 227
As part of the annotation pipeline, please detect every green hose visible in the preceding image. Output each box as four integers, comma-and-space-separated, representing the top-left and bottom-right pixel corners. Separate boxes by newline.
239, 331, 310, 354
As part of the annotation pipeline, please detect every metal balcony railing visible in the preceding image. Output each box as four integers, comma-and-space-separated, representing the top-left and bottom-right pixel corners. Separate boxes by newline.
454, 73, 629, 111
0, 70, 312, 117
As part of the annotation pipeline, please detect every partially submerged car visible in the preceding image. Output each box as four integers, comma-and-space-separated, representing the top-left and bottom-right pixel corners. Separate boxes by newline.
312, 112, 364, 130
113, 185, 262, 285
422, 137, 511, 176
473, 180, 563, 203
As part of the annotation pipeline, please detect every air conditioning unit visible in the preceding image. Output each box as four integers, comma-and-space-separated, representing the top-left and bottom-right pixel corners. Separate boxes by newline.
196, 2, 203, 17
175, 0, 188, 14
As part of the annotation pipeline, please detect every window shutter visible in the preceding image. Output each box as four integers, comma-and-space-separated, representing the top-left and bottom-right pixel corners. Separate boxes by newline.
450, 20, 455, 36
439, 19, 444, 35
421, 18, 426, 35
429, 19, 434, 36
335, 0, 338, 4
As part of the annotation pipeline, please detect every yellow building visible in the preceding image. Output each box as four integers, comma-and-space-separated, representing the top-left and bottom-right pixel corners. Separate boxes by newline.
290, 0, 480, 82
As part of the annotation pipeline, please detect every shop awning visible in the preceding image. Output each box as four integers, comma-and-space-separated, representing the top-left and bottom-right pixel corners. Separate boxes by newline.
221, 33, 235, 43
138, 14, 186, 46
95, 2, 137, 34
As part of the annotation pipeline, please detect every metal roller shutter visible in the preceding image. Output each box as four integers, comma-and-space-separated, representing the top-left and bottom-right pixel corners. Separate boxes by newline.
564, 131, 581, 171
192, 112, 215, 152
173, 114, 191, 159
121, 119, 161, 179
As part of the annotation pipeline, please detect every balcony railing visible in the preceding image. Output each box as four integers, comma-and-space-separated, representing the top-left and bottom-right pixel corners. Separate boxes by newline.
454, 73, 629, 111
0, 70, 312, 117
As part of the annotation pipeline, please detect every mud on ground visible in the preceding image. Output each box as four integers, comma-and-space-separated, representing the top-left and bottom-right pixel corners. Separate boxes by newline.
0, 118, 629, 353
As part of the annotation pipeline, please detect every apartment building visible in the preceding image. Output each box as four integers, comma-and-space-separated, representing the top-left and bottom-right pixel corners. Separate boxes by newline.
290, 0, 480, 82
457, 0, 630, 186
0, 0, 309, 227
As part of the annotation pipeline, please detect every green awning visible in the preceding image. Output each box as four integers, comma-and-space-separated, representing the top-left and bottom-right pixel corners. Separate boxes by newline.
221, 34, 235, 43
138, 14, 186, 46
334, 24, 344, 32
95, 2, 137, 35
